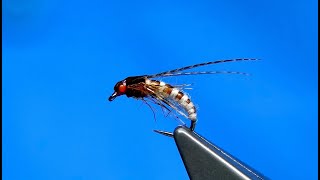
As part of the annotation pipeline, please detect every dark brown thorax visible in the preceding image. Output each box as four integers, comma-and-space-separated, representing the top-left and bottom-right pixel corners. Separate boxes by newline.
108, 75, 147, 101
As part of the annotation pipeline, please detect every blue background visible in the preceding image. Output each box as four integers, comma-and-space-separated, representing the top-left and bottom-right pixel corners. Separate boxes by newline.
3, 0, 318, 179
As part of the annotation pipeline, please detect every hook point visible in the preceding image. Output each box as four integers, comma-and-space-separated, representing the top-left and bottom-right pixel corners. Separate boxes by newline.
154, 129, 174, 137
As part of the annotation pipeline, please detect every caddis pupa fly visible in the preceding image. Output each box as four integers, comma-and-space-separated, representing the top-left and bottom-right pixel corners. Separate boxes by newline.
108, 58, 258, 136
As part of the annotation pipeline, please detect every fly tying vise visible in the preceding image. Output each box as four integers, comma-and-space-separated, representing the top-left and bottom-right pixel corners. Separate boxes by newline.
108, 58, 259, 136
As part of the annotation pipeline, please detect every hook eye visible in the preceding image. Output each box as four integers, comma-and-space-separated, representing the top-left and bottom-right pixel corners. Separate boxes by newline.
108, 92, 117, 101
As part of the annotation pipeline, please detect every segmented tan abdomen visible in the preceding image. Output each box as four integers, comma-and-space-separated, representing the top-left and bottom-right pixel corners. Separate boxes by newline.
145, 79, 197, 122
